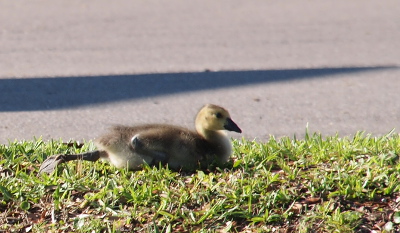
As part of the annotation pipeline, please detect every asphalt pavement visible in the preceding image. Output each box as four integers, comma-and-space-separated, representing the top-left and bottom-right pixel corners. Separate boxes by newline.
0, 0, 399, 144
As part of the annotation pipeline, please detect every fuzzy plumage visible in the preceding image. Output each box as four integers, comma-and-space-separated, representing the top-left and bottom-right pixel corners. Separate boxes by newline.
39, 104, 241, 174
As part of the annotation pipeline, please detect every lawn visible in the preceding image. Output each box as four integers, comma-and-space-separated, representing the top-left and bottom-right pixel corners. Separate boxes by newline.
1, 130, 400, 232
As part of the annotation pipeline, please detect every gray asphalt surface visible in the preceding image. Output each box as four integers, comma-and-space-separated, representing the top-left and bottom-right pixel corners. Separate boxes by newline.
0, 0, 399, 144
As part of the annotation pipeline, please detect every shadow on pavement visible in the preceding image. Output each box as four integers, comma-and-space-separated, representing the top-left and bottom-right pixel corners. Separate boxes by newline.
0, 66, 397, 111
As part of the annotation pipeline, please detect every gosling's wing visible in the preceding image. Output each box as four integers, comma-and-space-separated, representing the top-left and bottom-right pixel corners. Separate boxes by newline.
131, 132, 169, 165
128, 126, 199, 165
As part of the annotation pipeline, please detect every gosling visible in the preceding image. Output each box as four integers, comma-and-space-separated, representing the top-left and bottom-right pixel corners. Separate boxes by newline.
39, 104, 241, 174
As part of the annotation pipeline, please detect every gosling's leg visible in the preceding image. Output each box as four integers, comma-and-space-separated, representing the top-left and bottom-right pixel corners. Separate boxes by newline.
38, 150, 105, 174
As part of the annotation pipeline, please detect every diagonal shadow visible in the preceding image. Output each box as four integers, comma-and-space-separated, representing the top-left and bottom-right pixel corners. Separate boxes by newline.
0, 66, 397, 112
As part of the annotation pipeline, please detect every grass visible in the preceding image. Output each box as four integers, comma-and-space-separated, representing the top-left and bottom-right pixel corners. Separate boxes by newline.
1, 130, 400, 232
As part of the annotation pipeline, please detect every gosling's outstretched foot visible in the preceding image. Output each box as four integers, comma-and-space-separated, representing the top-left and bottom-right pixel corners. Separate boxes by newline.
38, 154, 67, 174
38, 151, 103, 174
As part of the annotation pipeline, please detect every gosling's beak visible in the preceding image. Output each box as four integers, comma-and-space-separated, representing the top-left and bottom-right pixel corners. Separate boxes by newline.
224, 118, 242, 133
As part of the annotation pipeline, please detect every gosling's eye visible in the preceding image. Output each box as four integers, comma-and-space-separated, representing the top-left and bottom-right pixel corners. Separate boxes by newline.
215, 112, 223, 119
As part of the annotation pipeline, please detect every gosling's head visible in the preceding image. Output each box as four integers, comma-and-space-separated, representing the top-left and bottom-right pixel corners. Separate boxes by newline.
195, 104, 242, 133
